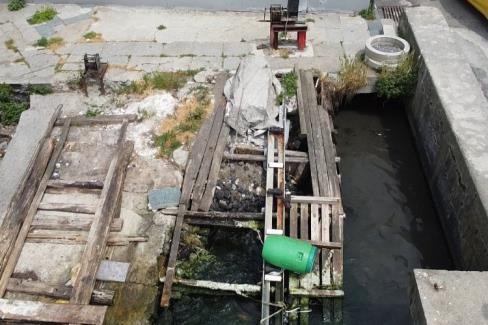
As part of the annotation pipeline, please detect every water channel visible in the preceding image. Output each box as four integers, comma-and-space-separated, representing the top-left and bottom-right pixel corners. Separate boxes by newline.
160, 95, 454, 324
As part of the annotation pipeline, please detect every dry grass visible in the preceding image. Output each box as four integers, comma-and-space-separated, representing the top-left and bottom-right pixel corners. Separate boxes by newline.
83, 31, 103, 42
155, 87, 212, 157
321, 56, 368, 109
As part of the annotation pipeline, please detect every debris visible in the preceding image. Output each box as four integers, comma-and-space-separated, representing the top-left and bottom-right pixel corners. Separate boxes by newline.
95, 260, 130, 283
224, 56, 282, 136
148, 187, 181, 211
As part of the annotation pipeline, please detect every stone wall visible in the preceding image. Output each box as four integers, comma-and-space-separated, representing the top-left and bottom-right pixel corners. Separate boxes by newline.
399, 7, 488, 270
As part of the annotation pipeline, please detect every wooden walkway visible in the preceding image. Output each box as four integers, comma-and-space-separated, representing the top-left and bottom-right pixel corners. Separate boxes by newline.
0, 114, 137, 324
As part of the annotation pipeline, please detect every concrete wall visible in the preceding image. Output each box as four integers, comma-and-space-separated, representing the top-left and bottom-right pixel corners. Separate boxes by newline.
399, 7, 488, 270
410, 269, 488, 325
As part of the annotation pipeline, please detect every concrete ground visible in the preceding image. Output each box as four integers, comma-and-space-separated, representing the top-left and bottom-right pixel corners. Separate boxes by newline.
0, 4, 373, 85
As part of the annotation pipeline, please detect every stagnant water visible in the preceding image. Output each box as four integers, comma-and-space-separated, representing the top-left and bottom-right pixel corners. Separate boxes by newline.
335, 96, 453, 324
160, 95, 453, 324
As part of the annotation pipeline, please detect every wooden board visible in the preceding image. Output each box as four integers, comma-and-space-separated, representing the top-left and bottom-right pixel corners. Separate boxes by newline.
0, 299, 107, 324
71, 121, 133, 305
7, 278, 114, 305
290, 203, 298, 239
0, 119, 71, 297
55, 114, 137, 126
295, 64, 308, 137
31, 211, 123, 232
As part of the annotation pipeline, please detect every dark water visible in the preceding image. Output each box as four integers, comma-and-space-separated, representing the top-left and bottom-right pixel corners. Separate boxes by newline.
335, 96, 453, 325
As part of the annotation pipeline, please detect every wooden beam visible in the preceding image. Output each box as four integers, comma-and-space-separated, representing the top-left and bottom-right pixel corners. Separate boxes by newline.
70, 122, 133, 305
0, 299, 107, 324
37, 202, 97, 214
0, 119, 71, 297
170, 278, 261, 296
46, 180, 104, 190
161, 209, 264, 220
26, 231, 144, 245
0, 139, 54, 278
295, 64, 308, 137
290, 196, 340, 204
55, 114, 137, 126
289, 288, 344, 298
223, 153, 309, 163
6, 278, 114, 305
31, 211, 123, 232
306, 240, 342, 250
190, 73, 228, 211
232, 144, 308, 158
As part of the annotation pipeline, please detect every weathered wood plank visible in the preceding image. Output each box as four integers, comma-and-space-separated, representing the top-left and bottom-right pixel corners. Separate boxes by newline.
31, 211, 123, 231
71, 121, 133, 305
223, 153, 308, 163
290, 196, 340, 204
161, 209, 264, 220
233, 144, 308, 158
46, 180, 104, 190
191, 73, 228, 211
290, 203, 298, 238
37, 203, 97, 214
300, 203, 309, 240
321, 204, 331, 287
289, 288, 344, 298
6, 278, 114, 305
170, 278, 261, 296
295, 64, 308, 137
55, 114, 137, 126
26, 232, 146, 246
0, 118, 71, 297
185, 217, 262, 229
0, 299, 107, 324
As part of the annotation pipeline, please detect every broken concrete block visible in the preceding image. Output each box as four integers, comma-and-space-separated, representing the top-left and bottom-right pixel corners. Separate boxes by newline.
147, 187, 180, 211
96, 260, 130, 282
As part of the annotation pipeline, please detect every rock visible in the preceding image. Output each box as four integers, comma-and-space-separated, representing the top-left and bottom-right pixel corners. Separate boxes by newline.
172, 147, 189, 169
193, 70, 216, 83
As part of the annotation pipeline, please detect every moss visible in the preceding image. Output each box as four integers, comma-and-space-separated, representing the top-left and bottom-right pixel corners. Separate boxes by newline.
176, 248, 218, 279
27, 6, 57, 25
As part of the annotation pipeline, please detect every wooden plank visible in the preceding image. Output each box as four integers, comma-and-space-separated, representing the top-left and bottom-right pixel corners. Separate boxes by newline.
185, 217, 262, 229
300, 203, 309, 240
306, 239, 341, 250
310, 204, 319, 241
264, 134, 275, 233
171, 278, 261, 296
0, 299, 107, 324
161, 209, 263, 220
55, 114, 137, 126
295, 65, 308, 137
26, 232, 146, 246
290, 196, 340, 204
224, 153, 309, 163
71, 122, 133, 305
197, 124, 229, 212
190, 73, 228, 211
321, 204, 331, 287
0, 139, 54, 278
299, 70, 319, 196
6, 278, 114, 305
289, 288, 344, 298
0, 119, 71, 297
37, 203, 97, 214
331, 207, 344, 286
47, 179, 104, 190
233, 144, 308, 158
290, 203, 298, 238
31, 211, 123, 231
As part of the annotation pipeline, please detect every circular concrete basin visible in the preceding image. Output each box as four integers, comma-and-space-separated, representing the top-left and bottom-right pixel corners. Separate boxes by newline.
365, 35, 411, 70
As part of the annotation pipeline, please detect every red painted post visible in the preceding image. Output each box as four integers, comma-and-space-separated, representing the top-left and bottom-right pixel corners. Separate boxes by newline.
297, 31, 306, 50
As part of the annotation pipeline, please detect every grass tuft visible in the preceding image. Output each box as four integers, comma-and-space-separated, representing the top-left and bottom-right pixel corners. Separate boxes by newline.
8, 0, 25, 11
157, 24, 166, 30
85, 108, 103, 117
28, 84, 53, 95
5, 39, 19, 53
35, 36, 64, 50
276, 72, 297, 105
118, 70, 199, 95
376, 53, 418, 100
27, 6, 57, 25
359, 1, 375, 20
321, 57, 368, 109
0, 83, 27, 125
83, 31, 102, 41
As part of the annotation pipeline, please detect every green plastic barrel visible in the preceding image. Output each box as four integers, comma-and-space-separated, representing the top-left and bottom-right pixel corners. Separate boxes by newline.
262, 235, 318, 274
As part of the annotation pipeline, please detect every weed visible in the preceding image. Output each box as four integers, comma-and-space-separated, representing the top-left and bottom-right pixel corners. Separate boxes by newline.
28, 84, 53, 95
176, 247, 217, 279
67, 71, 83, 90
120, 70, 199, 95
83, 31, 97, 39
160, 54, 169, 57
85, 108, 103, 117
35, 36, 64, 49
321, 56, 368, 109
154, 130, 182, 157
0, 84, 27, 125
359, 1, 375, 20
305, 17, 315, 23
180, 54, 196, 58
5, 39, 18, 53
157, 24, 166, 30
14, 58, 27, 64
156, 86, 211, 157
27, 6, 57, 25
8, 0, 25, 11
376, 53, 418, 100
276, 72, 297, 105
36, 37, 48, 47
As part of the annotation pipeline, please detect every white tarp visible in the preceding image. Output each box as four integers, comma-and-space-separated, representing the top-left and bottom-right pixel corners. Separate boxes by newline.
224, 56, 282, 136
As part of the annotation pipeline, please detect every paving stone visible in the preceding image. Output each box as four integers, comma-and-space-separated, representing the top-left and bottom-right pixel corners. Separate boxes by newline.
105, 67, 144, 82
106, 55, 129, 66
157, 57, 192, 72
68, 42, 105, 55
313, 41, 344, 58
56, 4, 92, 20
223, 56, 242, 71
62, 62, 83, 71
148, 187, 181, 211
266, 57, 299, 71
127, 56, 172, 69
25, 53, 59, 71
222, 42, 255, 57
161, 41, 224, 57
189, 56, 222, 71
96, 261, 130, 282
340, 15, 370, 58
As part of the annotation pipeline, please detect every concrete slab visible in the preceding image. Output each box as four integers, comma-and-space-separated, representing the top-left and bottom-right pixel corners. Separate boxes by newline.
0, 96, 60, 227
161, 41, 223, 57
222, 42, 255, 57
223, 56, 242, 71
410, 269, 488, 325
